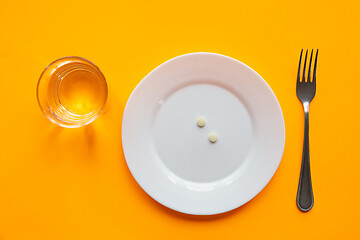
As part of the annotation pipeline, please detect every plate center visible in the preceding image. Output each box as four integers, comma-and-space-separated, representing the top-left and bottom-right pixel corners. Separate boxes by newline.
153, 83, 253, 183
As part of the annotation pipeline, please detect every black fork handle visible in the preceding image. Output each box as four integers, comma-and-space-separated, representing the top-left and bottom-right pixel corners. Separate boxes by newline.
296, 103, 314, 211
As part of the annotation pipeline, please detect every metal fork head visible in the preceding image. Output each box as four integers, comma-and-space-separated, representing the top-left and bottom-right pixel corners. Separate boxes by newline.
296, 49, 318, 104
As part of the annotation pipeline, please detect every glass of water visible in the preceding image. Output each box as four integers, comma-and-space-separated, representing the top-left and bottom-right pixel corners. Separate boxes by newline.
37, 56, 108, 128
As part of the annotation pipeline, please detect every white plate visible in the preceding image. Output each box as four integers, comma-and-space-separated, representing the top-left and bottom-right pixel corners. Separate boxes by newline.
122, 53, 285, 215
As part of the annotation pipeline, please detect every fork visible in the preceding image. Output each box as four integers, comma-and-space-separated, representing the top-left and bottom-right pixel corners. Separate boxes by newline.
296, 49, 318, 212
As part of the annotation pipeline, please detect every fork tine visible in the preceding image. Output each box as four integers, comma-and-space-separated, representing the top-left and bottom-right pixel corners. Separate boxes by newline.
302, 49, 308, 82
307, 49, 314, 82
297, 49, 303, 83
313, 49, 319, 84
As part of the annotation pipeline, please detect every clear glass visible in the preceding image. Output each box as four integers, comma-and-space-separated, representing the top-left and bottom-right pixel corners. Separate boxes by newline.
37, 56, 108, 128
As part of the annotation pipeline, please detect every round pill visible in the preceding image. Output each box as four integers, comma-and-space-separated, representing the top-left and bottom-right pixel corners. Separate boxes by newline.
196, 117, 206, 127
208, 133, 218, 143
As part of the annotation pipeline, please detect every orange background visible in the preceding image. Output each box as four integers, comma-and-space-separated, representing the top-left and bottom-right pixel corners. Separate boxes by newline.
1, 0, 360, 239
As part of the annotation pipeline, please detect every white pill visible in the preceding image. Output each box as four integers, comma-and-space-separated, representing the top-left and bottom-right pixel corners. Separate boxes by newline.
208, 133, 218, 143
196, 117, 206, 127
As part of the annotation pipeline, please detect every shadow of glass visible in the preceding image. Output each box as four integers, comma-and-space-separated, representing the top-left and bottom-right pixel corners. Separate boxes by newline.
38, 120, 99, 164
84, 125, 96, 151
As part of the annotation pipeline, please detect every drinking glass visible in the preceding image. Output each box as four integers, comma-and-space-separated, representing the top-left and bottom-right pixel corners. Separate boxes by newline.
37, 57, 108, 128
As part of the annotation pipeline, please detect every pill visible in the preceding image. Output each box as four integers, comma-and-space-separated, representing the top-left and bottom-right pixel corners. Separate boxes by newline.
209, 133, 218, 143
196, 117, 206, 127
